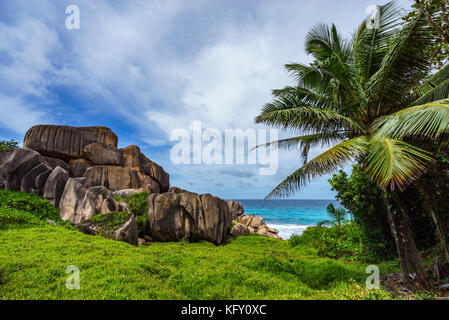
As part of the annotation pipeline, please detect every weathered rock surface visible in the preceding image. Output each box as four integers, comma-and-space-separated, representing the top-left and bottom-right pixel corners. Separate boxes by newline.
0, 150, 13, 166
83, 165, 141, 190
236, 214, 281, 239
78, 212, 138, 245
42, 156, 71, 174
113, 188, 146, 199
2, 148, 46, 192
230, 223, 250, 237
20, 162, 52, 195
120, 145, 170, 192
23, 125, 118, 161
84, 143, 122, 165
228, 200, 244, 219
59, 178, 128, 224
69, 158, 93, 177
148, 190, 232, 245
43, 166, 70, 207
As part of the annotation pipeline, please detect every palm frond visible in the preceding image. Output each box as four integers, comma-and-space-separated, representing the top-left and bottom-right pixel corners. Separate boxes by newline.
251, 131, 347, 152
284, 63, 332, 91
375, 100, 449, 138
363, 137, 434, 190
367, 12, 435, 114
255, 96, 364, 133
354, 1, 402, 83
271, 86, 333, 109
265, 136, 368, 199
412, 64, 449, 106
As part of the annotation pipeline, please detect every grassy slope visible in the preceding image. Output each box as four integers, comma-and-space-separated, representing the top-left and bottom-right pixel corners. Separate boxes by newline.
0, 225, 399, 300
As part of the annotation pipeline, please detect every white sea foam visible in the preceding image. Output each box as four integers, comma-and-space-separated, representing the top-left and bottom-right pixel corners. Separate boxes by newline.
267, 224, 311, 240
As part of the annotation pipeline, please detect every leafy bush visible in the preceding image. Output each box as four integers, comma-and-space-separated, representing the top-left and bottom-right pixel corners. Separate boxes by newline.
0, 190, 63, 230
85, 211, 132, 234
329, 166, 396, 261
291, 222, 364, 260
0, 139, 18, 151
0, 190, 60, 222
125, 191, 150, 237
288, 234, 302, 247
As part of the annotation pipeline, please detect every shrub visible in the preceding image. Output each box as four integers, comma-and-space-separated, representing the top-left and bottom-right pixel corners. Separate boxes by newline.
0, 190, 60, 222
288, 233, 302, 247
329, 166, 396, 261
247, 255, 305, 278
84, 211, 132, 235
292, 222, 364, 260
300, 260, 364, 289
0, 139, 18, 151
125, 191, 150, 237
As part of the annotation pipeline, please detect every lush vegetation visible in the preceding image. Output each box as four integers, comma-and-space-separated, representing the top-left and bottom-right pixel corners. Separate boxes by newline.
255, 0, 449, 287
0, 190, 62, 230
317, 203, 348, 227
0, 190, 399, 300
404, 0, 449, 68
0, 139, 18, 151
84, 212, 132, 234
290, 222, 364, 261
115, 191, 151, 237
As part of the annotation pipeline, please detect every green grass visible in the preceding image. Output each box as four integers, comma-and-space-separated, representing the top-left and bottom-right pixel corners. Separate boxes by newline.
0, 226, 399, 300
0, 190, 400, 300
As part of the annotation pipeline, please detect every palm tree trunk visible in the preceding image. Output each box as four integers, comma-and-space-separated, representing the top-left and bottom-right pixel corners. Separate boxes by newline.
383, 195, 409, 277
394, 198, 430, 290
416, 184, 449, 263
429, 208, 449, 262
383, 194, 430, 290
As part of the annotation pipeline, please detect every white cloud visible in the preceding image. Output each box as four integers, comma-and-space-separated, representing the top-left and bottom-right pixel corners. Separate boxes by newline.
0, 0, 412, 198
0, 95, 49, 134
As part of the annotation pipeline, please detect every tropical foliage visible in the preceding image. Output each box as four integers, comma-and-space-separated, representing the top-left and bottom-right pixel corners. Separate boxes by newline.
0, 139, 18, 151
255, 1, 445, 198
317, 203, 348, 227
405, 0, 449, 68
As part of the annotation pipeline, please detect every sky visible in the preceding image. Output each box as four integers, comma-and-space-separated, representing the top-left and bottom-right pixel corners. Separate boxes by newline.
0, 0, 413, 200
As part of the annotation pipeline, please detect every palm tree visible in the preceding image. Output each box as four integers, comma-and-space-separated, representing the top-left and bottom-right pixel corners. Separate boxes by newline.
254, 1, 447, 285
317, 204, 348, 227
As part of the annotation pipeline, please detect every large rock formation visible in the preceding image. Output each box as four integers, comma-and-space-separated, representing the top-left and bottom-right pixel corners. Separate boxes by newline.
0, 125, 264, 246
228, 200, 244, 219
230, 223, 250, 237
23, 125, 118, 161
21, 125, 169, 193
236, 214, 281, 239
147, 188, 232, 245
2, 148, 49, 193
59, 178, 128, 224
43, 166, 70, 207
119, 145, 170, 192
69, 158, 93, 177
84, 143, 122, 165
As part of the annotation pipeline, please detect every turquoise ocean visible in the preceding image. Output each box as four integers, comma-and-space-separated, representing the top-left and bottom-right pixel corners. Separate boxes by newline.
235, 199, 340, 239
